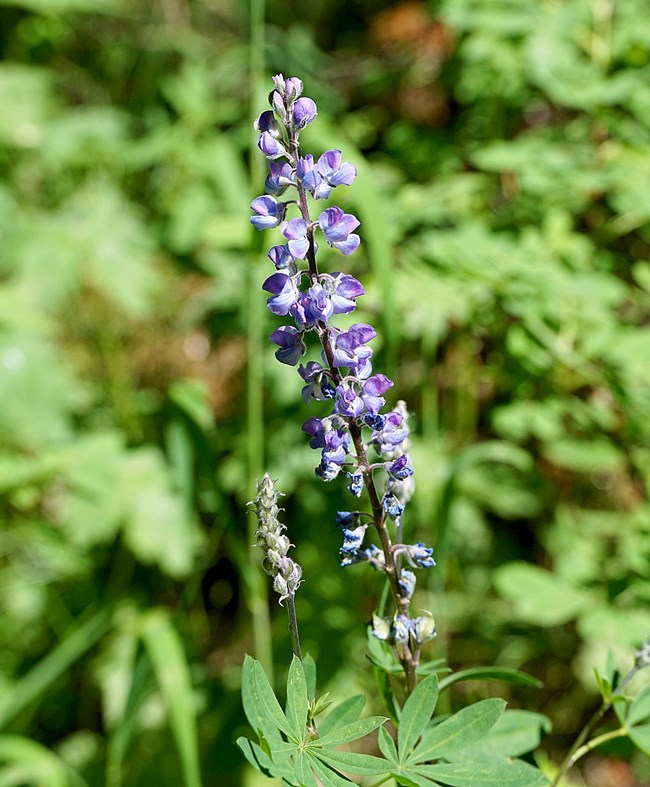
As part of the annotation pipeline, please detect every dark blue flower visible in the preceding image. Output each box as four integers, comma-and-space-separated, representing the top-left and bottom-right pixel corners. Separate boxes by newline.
387, 454, 414, 480
347, 470, 363, 497
336, 511, 360, 528
382, 492, 404, 520
399, 569, 416, 599
402, 542, 436, 569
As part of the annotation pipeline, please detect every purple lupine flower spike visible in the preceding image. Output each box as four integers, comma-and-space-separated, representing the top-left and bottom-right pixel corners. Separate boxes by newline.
251, 75, 436, 686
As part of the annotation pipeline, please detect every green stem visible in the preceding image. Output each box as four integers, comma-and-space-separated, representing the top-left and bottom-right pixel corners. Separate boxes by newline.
570, 727, 628, 766
286, 595, 302, 661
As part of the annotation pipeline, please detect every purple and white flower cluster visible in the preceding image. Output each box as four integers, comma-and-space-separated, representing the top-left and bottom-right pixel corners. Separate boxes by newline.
251, 75, 436, 663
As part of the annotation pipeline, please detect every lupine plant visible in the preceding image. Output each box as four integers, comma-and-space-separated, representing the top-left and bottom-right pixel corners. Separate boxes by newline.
238, 75, 650, 787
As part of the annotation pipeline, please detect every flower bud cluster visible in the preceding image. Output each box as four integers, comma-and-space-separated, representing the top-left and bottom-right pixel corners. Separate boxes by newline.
251, 75, 436, 658
250, 473, 302, 605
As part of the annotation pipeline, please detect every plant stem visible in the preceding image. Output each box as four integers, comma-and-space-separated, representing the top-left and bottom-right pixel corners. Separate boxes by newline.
286, 595, 303, 661
288, 132, 418, 694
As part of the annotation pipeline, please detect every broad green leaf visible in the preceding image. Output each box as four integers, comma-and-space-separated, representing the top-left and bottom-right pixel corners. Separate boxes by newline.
398, 675, 439, 758
438, 667, 542, 692
628, 723, 650, 756
313, 748, 390, 776
139, 609, 202, 787
446, 710, 551, 762
379, 726, 399, 763
411, 699, 506, 762
493, 563, 589, 626
286, 656, 309, 741
314, 716, 387, 747
628, 685, 650, 727
414, 759, 548, 786
317, 695, 365, 738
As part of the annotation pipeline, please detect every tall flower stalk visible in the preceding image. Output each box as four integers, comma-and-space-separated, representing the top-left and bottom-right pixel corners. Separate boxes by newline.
250, 75, 436, 693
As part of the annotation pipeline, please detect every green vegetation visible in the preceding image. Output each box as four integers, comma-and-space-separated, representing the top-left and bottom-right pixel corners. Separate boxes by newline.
1, 0, 650, 784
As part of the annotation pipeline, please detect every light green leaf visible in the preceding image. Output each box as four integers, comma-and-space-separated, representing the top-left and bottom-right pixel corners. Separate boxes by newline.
139, 609, 202, 787
493, 563, 590, 626
317, 695, 365, 738
295, 751, 319, 787
398, 675, 439, 758
446, 710, 551, 762
313, 748, 390, 775
439, 667, 542, 692
236, 737, 296, 783
314, 716, 387, 748
379, 726, 399, 763
308, 755, 356, 787
414, 759, 548, 786
628, 723, 650, 756
303, 654, 317, 700
249, 659, 295, 741
628, 685, 650, 727
241, 656, 283, 747
286, 656, 309, 741
411, 699, 506, 762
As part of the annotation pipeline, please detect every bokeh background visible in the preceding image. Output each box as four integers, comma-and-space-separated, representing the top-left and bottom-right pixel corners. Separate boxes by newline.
1, 0, 650, 784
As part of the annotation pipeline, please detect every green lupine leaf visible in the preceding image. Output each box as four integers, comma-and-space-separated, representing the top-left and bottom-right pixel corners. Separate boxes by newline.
628, 685, 650, 726
295, 751, 319, 787
313, 748, 390, 775
411, 699, 506, 762
314, 716, 387, 747
392, 769, 439, 786
438, 667, 542, 692
398, 675, 439, 758
446, 710, 551, 762
241, 656, 282, 746
244, 657, 294, 741
317, 695, 365, 738
413, 759, 548, 786
379, 726, 399, 763
628, 722, 650, 756
286, 655, 309, 741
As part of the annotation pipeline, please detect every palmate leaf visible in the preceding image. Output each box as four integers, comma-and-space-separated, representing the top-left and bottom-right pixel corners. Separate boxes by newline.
308, 755, 357, 786
446, 710, 551, 763
378, 726, 399, 762
410, 699, 506, 762
242, 656, 295, 742
398, 675, 440, 758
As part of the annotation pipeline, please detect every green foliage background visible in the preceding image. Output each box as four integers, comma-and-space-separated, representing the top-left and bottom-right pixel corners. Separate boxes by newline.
1, 0, 650, 784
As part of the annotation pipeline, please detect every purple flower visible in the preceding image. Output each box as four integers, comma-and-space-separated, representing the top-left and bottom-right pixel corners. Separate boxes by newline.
250, 195, 286, 230
292, 97, 317, 130
281, 218, 311, 259
298, 361, 331, 402
332, 324, 376, 375
296, 155, 322, 193
362, 374, 393, 415
262, 272, 299, 315
387, 454, 414, 480
318, 207, 361, 255
258, 131, 287, 160
254, 110, 283, 136
330, 273, 364, 314
269, 326, 304, 365
302, 417, 325, 448
268, 244, 294, 270
305, 283, 333, 323
322, 427, 350, 466
373, 411, 408, 454
335, 383, 365, 418
265, 161, 294, 196
317, 149, 357, 188
272, 74, 303, 101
